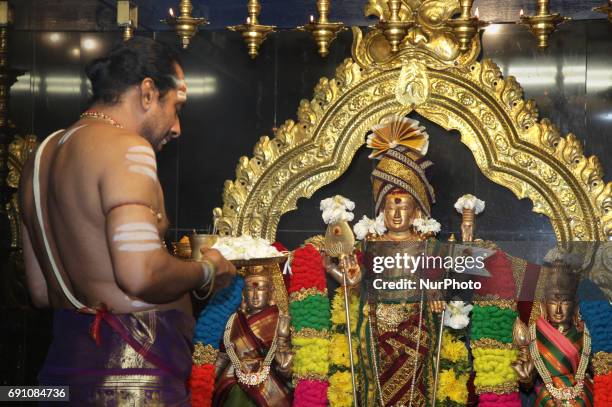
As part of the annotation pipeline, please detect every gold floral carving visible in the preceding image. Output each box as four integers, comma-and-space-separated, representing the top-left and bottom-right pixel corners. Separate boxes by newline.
215, 1, 610, 245
192, 343, 218, 365
592, 351, 612, 376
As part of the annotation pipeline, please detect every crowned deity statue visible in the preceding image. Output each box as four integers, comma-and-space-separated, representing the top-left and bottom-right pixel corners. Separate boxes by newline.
512, 252, 594, 406
213, 265, 294, 407
325, 116, 446, 407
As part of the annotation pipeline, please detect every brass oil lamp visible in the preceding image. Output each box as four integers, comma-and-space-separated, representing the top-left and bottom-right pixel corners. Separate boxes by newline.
376, 0, 410, 52
298, 0, 346, 57
448, 0, 488, 52
117, 1, 138, 41
162, 0, 209, 49
519, 0, 570, 49
228, 0, 276, 59
593, 0, 612, 23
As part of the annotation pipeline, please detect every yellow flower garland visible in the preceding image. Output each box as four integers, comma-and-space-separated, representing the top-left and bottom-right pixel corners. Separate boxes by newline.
328, 371, 354, 407
293, 336, 330, 378
330, 333, 358, 368
472, 348, 518, 387
437, 369, 470, 404
328, 289, 360, 407
330, 288, 360, 329
440, 331, 468, 363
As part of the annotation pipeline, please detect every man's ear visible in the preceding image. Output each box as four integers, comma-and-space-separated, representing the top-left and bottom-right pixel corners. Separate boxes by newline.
139, 78, 158, 111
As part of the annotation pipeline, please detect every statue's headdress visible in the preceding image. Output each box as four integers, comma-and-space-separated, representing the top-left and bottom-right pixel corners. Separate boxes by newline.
542, 247, 582, 299
367, 116, 435, 216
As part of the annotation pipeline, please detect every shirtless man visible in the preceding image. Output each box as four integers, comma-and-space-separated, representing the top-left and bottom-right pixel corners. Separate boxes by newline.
19, 37, 235, 405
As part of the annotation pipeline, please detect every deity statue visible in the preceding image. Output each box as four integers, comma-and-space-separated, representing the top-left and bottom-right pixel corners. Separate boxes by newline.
325, 116, 445, 407
213, 266, 293, 407
512, 256, 594, 406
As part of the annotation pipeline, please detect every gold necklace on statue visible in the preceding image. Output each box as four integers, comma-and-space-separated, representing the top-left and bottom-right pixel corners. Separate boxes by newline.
223, 312, 280, 386
80, 111, 124, 129
529, 323, 591, 405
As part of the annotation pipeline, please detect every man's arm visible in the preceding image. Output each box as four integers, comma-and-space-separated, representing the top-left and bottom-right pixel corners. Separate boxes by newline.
100, 136, 234, 304
21, 221, 49, 308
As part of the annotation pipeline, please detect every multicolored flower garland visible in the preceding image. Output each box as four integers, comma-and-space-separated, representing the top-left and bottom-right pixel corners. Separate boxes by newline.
472, 250, 520, 406
578, 279, 612, 405
289, 244, 331, 407
190, 277, 245, 407
436, 302, 471, 407
328, 287, 360, 407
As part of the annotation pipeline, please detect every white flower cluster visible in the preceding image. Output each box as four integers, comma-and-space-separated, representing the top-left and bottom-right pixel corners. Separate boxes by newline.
353, 213, 387, 240
212, 235, 281, 260
543, 247, 583, 268
412, 217, 441, 235
454, 194, 485, 214
443, 301, 473, 330
320, 195, 355, 224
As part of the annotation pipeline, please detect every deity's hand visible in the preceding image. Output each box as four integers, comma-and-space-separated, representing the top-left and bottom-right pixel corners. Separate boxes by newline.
200, 248, 237, 292
214, 352, 230, 380
324, 254, 362, 287
512, 358, 535, 385
277, 313, 291, 339
427, 289, 446, 313
274, 348, 294, 378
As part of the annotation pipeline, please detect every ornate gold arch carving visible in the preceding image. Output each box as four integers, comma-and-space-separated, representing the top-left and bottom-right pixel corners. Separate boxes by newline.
214, 0, 610, 243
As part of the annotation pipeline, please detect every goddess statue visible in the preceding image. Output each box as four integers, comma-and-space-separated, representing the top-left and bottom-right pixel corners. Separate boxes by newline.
512, 255, 594, 406
213, 265, 294, 407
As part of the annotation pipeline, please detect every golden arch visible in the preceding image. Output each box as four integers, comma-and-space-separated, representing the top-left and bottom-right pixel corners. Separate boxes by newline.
215, 26, 611, 244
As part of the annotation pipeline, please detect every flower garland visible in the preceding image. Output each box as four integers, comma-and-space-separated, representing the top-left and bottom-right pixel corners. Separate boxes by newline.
436, 301, 471, 406
472, 249, 520, 406
578, 279, 612, 403
190, 276, 245, 407
328, 287, 360, 407
290, 244, 331, 407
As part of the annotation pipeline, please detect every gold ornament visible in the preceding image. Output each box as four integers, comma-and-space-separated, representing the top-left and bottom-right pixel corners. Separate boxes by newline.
519, 0, 570, 49
161, 0, 208, 49
367, 115, 428, 159
298, 0, 346, 57
224, 312, 279, 386
529, 324, 591, 403
192, 343, 218, 365
227, 0, 275, 59
593, 1, 612, 23
215, 0, 611, 245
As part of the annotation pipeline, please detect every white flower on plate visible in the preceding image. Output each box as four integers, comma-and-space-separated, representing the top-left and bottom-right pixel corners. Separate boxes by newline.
454, 194, 485, 214
412, 217, 441, 235
320, 195, 356, 224
443, 301, 473, 329
353, 213, 387, 240
211, 235, 281, 260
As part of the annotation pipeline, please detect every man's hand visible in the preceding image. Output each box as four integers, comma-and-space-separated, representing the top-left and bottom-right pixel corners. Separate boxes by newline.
200, 248, 236, 292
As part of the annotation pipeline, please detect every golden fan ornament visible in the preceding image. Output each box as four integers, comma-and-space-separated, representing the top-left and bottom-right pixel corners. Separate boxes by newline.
366, 116, 429, 159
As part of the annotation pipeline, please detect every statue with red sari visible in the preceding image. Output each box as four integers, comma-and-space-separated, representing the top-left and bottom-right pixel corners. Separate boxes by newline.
213, 265, 293, 407
513, 253, 594, 406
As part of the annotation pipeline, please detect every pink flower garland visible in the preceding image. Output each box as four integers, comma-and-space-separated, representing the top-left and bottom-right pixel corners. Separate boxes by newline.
478, 392, 520, 406
294, 380, 329, 407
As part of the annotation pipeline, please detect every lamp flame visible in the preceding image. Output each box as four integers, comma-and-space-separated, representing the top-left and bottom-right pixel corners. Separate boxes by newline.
246, 16, 251, 24
310, 15, 314, 23
475, 7, 479, 18
169, 8, 174, 17
520, 8, 524, 17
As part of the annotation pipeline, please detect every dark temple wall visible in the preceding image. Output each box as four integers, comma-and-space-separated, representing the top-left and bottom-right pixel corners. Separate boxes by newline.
1, 20, 611, 386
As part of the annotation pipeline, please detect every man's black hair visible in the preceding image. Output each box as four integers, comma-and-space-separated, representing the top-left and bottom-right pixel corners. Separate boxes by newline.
85, 37, 181, 106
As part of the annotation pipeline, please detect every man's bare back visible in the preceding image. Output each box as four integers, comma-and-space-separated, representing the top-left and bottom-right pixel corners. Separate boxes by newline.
20, 122, 191, 314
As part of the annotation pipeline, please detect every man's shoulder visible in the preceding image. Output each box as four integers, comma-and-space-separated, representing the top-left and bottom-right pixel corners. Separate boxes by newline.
77, 125, 155, 163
